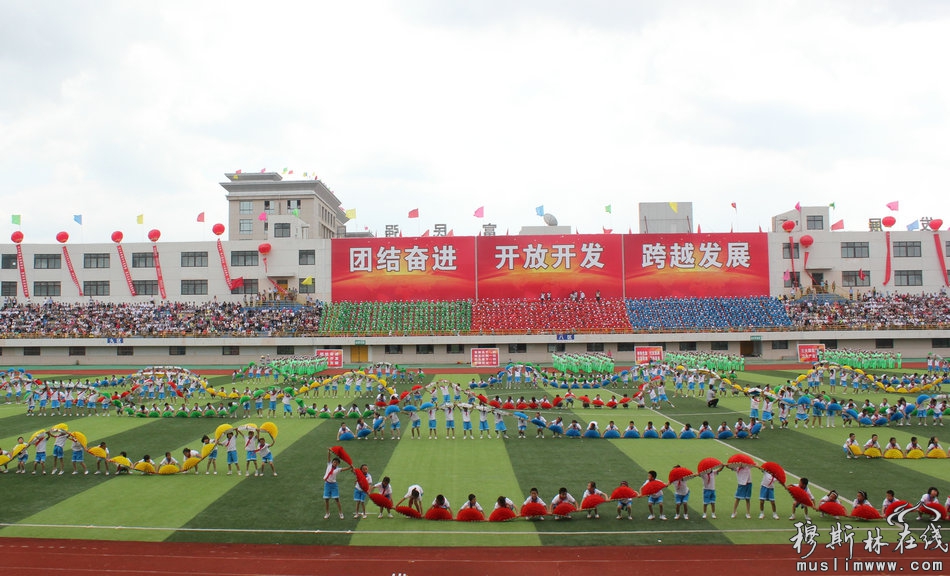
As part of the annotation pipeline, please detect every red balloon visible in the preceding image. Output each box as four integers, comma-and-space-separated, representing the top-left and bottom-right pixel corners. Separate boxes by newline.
258, 242, 272, 255
799, 235, 814, 248
147, 229, 161, 242
212, 223, 225, 236
881, 216, 896, 228
111, 231, 124, 244
10, 231, 23, 244
56, 231, 69, 244
781, 220, 795, 232
930, 219, 943, 231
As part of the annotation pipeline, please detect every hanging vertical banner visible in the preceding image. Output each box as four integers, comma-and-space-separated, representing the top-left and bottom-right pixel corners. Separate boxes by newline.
61, 246, 83, 296
115, 245, 136, 296
935, 232, 950, 287
15, 244, 29, 298
152, 245, 167, 299
883, 231, 892, 286
216, 239, 237, 289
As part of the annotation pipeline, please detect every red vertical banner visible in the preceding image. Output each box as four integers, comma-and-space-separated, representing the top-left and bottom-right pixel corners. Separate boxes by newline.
934, 232, 949, 287
216, 239, 237, 289
476, 234, 624, 299
883, 231, 892, 286
15, 244, 29, 297
115, 245, 136, 296
152, 245, 167, 300
625, 233, 770, 297
61, 246, 83, 296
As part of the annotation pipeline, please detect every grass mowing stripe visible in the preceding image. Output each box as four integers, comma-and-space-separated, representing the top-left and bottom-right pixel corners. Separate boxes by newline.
0, 417, 315, 542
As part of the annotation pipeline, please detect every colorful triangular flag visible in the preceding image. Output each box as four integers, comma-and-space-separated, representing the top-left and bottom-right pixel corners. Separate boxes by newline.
196, 212, 205, 223
831, 219, 844, 231
473, 206, 484, 218
73, 214, 83, 225
604, 205, 612, 214
886, 201, 899, 211
345, 208, 357, 219
421, 229, 430, 237
11, 214, 20, 225
730, 202, 737, 210
300, 276, 313, 286
136, 214, 144, 225
669, 202, 678, 213
907, 219, 920, 231
408, 208, 419, 218
794, 202, 801, 212
535, 205, 544, 217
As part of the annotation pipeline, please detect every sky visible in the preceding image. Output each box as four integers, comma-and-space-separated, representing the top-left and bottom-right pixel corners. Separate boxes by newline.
2, 0, 950, 244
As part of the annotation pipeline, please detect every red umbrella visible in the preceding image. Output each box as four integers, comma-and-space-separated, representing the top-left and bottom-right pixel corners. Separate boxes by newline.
489, 508, 517, 522
424, 507, 453, 521
520, 502, 547, 518
818, 501, 848, 517
760, 462, 786, 486
329, 446, 353, 467
353, 469, 370, 493
851, 505, 883, 521
884, 500, 910, 517
395, 506, 422, 519
581, 494, 607, 510
668, 467, 694, 484
610, 486, 638, 501
787, 486, 814, 509
552, 502, 576, 517
640, 480, 667, 496
697, 457, 723, 473
727, 454, 756, 469
456, 508, 486, 522
370, 494, 393, 509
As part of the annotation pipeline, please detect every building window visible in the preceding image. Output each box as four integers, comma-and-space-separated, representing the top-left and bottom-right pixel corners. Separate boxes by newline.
276, 345, 295, 355
299, 280, 315, 294
446, 344, 464, 354
222, 346, 240, 356
34, 281, 61, 297
875, 339, 894, 349
274, 223, 291, 238
782, 243, 800, 259
23, 347, 41, 356
116, 346, 134, 356
83, 253, 110, 269
547, 343, 566, 353
819, 339, 838, 350
784, 272, 801, 288
840, 242, 869, 259
1, 254, 16, 269
299, 250, 315, 265
169, 346, 186, 356
239, 219, 253, 235
384, 345, 403, 354
933, 338, 950, 349
83, 281, 110, 296
617, 342, 636, 352
34, 254, 61, 269
893, 241, 922, 258
239, 201, 253, 215
586, 343, 604, 352
806, 215, 824, 230
68, 346, 86, 356
416, 345, 435, 355
711, 341, 729, 351
181, 280, 208, 295
771, 340, 789, 350
181, 252, 208, 267
263, 200, 276, 215
231, 251, 259, 266
841, 271, 870, 287
287, 199, 302, 212
679, 342, 697, 352
1, 281, 16, 297
894, 270, 923, 286
231, 278, 258, 295
508, 343, 527, 354
131, 252, 155, 268
133, 280, 159, 296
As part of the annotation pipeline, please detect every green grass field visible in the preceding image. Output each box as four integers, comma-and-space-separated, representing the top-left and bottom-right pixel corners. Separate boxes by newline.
0, 368, 945, 547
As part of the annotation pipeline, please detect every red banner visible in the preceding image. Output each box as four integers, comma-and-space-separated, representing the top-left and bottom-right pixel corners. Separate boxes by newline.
61, 246, 83, 296
115, 245, 136, 296
314, 349, 343, 368
798, 343, 825, 363
332, 237, 476, 301
883, 231, 892, 286
216, 239, 238, 290
634, 346, 664, 364
471, 347, 500, 368
935, 232, 950, 287
624, 233, 770, 298
15, 244, 28, 298
476, 234, 624, 299
152, 245, 167, 300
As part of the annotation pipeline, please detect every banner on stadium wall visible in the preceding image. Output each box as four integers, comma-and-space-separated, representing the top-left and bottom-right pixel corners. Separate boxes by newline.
331, 237, 476, 301
624, 233, 770, 298
634, 346, 664, 364
314, 349, 343, 368
797, 344, 825, 363
476, 234, 624, 299
471, 347, 500, 368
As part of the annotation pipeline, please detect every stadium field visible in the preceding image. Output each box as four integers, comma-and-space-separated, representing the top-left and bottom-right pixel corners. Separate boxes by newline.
1, 366, 948, 574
